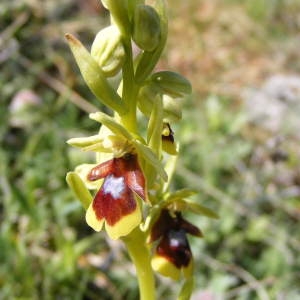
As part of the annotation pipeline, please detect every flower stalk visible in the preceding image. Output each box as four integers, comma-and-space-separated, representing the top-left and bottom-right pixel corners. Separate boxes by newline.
65, 0, 218, 298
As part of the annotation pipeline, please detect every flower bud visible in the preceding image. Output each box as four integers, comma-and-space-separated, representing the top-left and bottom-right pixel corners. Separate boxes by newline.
91, 26, 125, 77
137, 86, 182, 122
137, 84, 157, 116
162, 94, 182, 122
65, 33, 126, 115
133, 4, 161, 51
151, 71, 192, 98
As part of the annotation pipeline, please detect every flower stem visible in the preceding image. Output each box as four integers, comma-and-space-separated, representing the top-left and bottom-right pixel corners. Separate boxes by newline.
120, 39, 139, 133
123, 227, 155, 300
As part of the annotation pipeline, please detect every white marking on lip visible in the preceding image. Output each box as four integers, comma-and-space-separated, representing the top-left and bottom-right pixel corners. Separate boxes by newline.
103, 175, 125, 199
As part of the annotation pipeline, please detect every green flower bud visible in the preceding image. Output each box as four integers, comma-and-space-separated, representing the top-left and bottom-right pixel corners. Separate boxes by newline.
133, 4, 161, 51
134, 0, 168, 83
137, 84, 157, 116
137, 86, 182, 122
150, 71, 192, 98
162, 94, 182, 122
91, 26, 125, 77
65, 33, 126, 115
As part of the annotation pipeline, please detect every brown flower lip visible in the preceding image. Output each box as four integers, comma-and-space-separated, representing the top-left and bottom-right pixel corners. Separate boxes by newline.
150, 209, 202, 268
87, 154, 145, 226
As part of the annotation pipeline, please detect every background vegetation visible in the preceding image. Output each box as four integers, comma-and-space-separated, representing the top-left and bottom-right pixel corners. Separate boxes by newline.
1, 0, 300, 299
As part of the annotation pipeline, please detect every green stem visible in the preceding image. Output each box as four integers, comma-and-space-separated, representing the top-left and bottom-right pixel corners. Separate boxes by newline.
120, 39, 139, 133
123, 228, 156, 300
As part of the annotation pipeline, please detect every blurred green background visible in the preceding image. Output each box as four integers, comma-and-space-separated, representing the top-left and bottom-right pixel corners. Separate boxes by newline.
1, 0, 300, 299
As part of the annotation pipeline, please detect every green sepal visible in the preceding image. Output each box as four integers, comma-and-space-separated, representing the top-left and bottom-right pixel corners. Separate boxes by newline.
165, 189, 198, 202
151, 71, 192, 97
89, 112, 167, 182
65, 34, 127, 115
89, 112, 133, 141
66, 172, 93, 209
147, 95, 163, 156
140, 204, 161, 234
163, 153, 178, 192
133, 140, 168, 182
169, 198, 219, 219
133, 4, 161, 51
134, 0, 168, 83
145, 95, 163, 188
178, 277, 194, 300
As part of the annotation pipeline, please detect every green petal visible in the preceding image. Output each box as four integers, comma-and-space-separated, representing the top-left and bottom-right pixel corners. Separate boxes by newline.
66, 172, 93, 209
74, 164, 102, 190
67, 135, 103, 148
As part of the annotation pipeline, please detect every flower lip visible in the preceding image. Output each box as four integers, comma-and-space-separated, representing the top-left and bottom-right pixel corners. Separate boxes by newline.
92, 174, 136, 226
149, 209, 202, 243
150, 209, 202, 277
157, 228, 192, 268
85, 153, 146, 238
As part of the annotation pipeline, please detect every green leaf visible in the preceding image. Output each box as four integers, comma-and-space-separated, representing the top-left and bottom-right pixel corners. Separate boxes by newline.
66, 172, 93, 209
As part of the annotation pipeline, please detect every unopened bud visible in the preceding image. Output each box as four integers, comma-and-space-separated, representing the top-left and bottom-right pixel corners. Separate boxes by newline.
162, 94, 182, 122
91, 26, 125, 77
133, 4, 161, 51
137, 84, 157, 116
151, 71, 192, 97
138, 86, 182, 122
